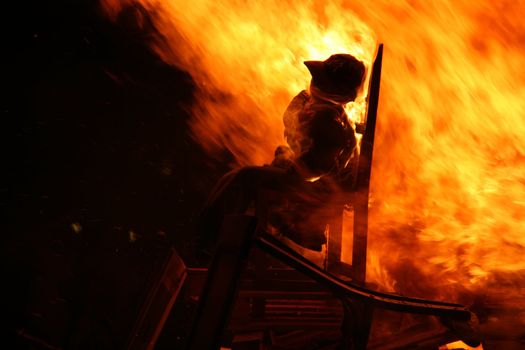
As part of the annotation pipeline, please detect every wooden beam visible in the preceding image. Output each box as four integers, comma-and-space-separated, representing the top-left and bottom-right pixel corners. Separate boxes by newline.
126, 248, 187, 350
185, 215, 257, 350
353, 44, 384, 284
255, 232, 471, 320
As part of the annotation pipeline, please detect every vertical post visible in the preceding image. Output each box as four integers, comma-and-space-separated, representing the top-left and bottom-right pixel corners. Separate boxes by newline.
185, 215, 257, 350
353, 44, 383, 284
342, 44, 383, 348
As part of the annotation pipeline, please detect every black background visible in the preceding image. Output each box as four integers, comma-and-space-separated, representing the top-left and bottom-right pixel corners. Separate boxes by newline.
3, 1, 227, 347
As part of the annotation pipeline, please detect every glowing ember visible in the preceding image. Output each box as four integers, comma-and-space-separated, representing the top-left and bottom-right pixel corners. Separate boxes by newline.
71, 222, 82, 234
441, 340, 483, 350
101, 0, 525, 315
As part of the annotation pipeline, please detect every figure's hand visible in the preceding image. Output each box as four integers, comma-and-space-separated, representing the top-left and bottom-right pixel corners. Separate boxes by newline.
355, 122, 366, 134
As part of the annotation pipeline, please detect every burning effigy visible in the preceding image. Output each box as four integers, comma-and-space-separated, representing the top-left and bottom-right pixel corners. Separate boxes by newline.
202, 53, 365, 255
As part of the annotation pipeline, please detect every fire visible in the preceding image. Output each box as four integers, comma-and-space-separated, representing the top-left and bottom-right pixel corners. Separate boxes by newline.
100, 0, 376, 166
441, 340, 483, 350
101, 0, 525, 324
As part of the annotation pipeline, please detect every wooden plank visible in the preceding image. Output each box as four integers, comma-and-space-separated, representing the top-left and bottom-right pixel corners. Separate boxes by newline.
229, 319, 341, 332
255, 232, 471, 320
239, 279, 327, 292
244, 265, 316, 279
238, 291, 333, 300
185, 215, 257, 350
353, 43, 384, 284
126, 248, 187, 350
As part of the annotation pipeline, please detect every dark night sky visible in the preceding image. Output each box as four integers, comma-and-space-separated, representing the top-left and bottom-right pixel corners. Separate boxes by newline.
3, 1, 227, 347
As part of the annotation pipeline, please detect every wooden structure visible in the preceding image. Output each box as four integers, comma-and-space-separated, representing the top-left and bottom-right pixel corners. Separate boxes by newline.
128, 44, 481, 349
216, 43, 386, 349
181, 216, 475, 349
182, 44, 479, 350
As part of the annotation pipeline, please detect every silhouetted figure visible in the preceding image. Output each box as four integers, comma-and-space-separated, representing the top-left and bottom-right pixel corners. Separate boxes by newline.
279, 54, 365, 177
200, 54, 366, 254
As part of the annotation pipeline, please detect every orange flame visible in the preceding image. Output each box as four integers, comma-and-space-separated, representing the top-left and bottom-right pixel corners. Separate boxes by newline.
101, 0, 525, 311
441, 340, 483, 350
101, 0, 376, 165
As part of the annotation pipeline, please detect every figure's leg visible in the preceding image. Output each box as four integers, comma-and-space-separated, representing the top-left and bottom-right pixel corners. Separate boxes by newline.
199, 166, 291, 250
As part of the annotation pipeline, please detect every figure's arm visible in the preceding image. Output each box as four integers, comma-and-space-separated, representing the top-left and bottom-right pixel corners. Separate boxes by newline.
283, 90, 309, 153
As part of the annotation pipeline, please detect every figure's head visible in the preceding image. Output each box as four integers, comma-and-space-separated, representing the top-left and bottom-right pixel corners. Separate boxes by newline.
304, 54, 366, 103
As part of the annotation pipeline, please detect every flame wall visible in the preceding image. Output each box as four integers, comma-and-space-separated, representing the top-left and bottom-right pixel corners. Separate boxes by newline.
101, 0, 525, 301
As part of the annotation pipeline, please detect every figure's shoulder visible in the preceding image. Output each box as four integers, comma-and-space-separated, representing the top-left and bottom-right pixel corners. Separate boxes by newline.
296, 90, 310, 102
286, 90, 310, 111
